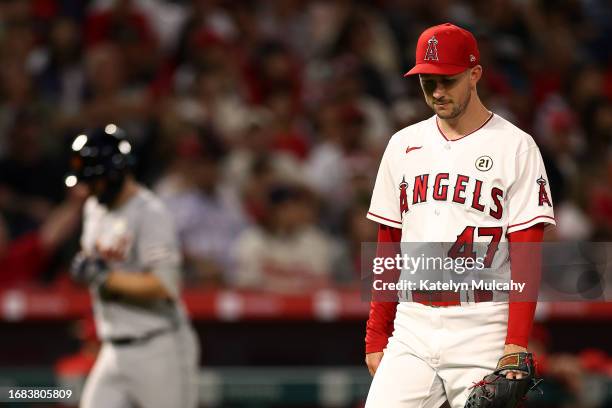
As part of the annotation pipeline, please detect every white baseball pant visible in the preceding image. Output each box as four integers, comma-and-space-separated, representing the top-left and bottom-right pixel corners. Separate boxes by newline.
365, 301, 508, 408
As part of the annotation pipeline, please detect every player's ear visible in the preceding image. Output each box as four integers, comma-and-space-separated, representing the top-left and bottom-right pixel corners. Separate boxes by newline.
469, 65, 482, 85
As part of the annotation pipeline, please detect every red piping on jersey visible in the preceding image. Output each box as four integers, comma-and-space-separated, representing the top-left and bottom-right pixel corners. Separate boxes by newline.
367, 212, 402, 227
437, 112, 494, 142
508, 215, 555, 229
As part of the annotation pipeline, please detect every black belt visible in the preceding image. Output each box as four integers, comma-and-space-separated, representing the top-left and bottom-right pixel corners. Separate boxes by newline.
107, 327, 174, 346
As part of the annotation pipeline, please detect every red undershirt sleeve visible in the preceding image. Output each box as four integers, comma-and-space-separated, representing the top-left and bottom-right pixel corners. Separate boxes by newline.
365, 224, 401, 354
505, 224, 544, 348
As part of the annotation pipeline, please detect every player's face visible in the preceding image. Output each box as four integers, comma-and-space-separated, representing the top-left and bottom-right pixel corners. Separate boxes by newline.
85, 176, 125, 206
419, 68, 477, 120
88, 178, 107, 199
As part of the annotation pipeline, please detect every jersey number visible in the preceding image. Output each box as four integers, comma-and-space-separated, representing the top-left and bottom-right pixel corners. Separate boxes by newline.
448, 226, 502, 267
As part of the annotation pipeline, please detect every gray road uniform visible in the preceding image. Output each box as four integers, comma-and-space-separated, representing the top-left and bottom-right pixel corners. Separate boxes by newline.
79, 187, 199, 408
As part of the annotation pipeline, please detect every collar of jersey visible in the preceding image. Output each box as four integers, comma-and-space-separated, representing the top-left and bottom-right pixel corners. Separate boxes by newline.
436, 112, 494, 142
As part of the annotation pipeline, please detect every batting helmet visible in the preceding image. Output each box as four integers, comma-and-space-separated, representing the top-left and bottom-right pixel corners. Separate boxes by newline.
65, 124, 134, 204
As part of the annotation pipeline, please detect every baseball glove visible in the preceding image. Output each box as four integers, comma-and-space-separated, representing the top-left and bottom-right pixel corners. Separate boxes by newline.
464, 352, 542, 408
70, 252, 110, 288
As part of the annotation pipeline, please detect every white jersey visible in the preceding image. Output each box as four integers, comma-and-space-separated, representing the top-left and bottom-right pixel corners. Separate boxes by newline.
368, 113, 555, 242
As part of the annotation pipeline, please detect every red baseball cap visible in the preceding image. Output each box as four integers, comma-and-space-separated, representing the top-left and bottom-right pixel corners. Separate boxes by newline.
404, 23, 479, 77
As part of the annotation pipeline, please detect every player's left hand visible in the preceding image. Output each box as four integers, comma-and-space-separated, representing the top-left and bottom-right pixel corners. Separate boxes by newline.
465, 351, 541, 408
503, 344, 528, 379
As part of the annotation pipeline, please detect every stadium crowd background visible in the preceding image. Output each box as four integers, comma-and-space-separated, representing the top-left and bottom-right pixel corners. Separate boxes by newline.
0, 0, 610, 407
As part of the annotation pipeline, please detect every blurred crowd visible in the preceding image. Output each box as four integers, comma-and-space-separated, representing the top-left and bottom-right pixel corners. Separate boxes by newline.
0, 0, 610, 292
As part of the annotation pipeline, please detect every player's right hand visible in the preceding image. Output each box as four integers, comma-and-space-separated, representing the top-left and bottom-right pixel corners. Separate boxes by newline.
70, 252, 110, 288
365, 352, 384, 376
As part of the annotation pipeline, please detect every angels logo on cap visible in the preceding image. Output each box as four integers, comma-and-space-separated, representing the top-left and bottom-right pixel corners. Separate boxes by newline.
405, 23, 479, 76
424, 36, 439, 61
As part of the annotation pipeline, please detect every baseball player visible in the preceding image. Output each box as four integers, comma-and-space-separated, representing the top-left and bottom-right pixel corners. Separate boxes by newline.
364, 23, 555, 407
66, 125, 199, 408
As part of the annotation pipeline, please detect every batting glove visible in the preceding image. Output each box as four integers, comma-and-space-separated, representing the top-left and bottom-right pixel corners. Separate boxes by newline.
70, 252, 110, 289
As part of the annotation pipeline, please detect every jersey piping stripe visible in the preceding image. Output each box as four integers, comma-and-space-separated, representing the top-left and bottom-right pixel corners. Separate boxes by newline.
508, 215, 556, 229
367, 211, 402, 226
437, 112, 494, 142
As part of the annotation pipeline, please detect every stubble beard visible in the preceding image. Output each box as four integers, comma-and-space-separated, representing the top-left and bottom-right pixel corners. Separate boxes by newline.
434, 87, 472, 120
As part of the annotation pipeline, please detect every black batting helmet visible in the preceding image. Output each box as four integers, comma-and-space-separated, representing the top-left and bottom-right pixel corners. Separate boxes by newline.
65, 124, 134, 205
65, 124, 134, 187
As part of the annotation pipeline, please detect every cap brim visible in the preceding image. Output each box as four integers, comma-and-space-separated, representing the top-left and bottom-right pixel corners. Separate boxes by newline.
404, 63, 468, 77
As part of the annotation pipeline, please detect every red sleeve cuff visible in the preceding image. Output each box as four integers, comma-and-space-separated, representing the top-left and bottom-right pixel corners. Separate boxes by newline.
505, 224, 544, 347
365, 300, 397, 353
365, 224, 401, 353
506, 302, 536, 347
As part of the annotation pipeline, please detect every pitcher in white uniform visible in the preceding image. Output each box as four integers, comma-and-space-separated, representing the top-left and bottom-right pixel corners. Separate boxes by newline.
364, 23, 555, 408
